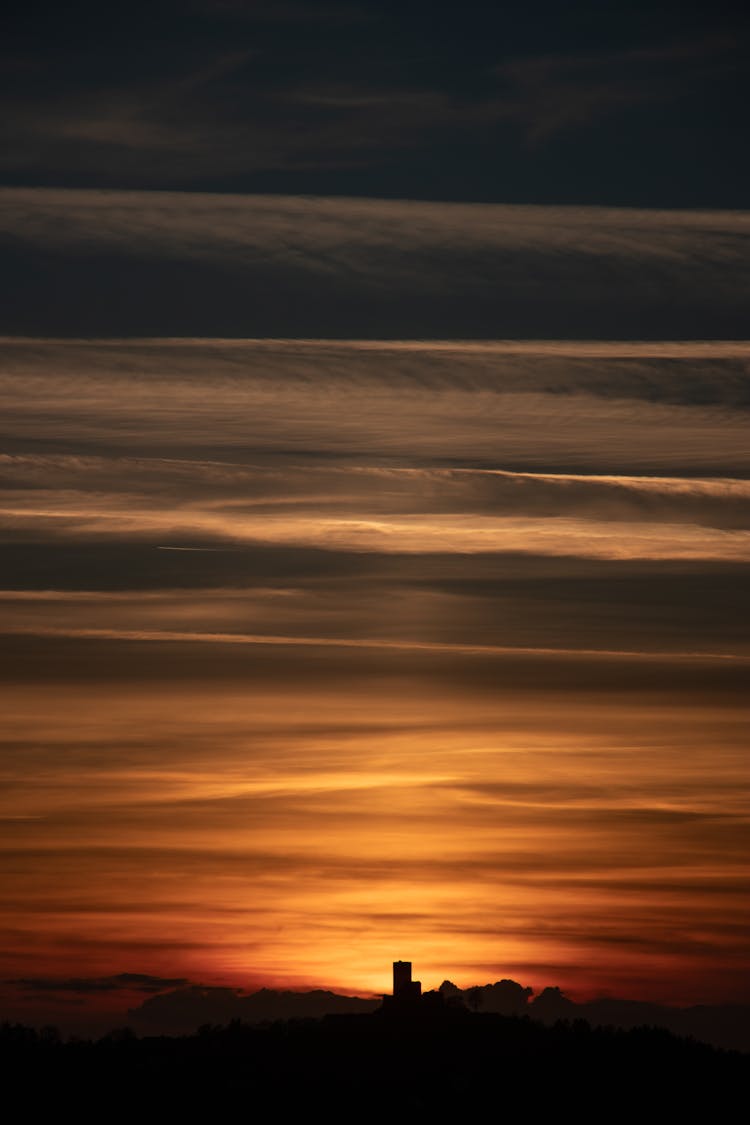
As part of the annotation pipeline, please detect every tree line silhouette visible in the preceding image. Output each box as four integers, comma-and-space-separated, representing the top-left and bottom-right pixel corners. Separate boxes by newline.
2, 1003, 747, 1117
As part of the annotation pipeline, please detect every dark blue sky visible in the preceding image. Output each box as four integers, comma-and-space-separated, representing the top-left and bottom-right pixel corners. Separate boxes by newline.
3, 0, 748, 206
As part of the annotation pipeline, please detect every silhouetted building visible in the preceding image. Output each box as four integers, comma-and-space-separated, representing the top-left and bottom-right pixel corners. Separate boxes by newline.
379, 962, 455, 1021
393, 960, 421, 1000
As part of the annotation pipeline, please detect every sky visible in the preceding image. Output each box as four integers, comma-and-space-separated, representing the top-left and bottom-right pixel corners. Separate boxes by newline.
1, 1, 749, 1032
3, 0, 749, 206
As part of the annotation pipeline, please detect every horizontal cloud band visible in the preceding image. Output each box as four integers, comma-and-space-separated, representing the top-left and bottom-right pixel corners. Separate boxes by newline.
2, 190, 749, 336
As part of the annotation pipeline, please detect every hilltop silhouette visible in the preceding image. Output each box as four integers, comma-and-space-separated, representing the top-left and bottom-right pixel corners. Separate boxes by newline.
3, 963, 749, 1117
121, 966, 750, 1054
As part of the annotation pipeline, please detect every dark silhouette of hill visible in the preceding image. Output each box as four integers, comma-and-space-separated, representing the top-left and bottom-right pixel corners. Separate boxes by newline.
123, 976, 750, 1054
1, 1007, 747, 1119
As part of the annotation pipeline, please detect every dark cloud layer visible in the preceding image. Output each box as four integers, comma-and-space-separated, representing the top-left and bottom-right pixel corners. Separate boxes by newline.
2, 192, 749, 337
12, 972, 188, 994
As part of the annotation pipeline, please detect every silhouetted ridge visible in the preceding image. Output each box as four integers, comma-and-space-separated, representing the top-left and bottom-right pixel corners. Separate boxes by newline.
119, 969, 750, 1053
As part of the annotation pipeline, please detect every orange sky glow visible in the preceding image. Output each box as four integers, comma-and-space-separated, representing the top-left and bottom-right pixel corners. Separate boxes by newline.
1, 319, 749, 1029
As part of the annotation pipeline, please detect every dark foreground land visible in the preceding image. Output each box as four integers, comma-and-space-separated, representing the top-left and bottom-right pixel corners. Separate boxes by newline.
3, 1007, 747, 1119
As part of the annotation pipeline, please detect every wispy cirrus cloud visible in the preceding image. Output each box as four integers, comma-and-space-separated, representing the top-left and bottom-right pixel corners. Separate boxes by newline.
2, 496, 749, 562
11, 972, 189, 994
2, 339, 749, 478
2, 191, 749, 336
492, 36, 746, 145
3, 2, 746, 209
1, 335, 748, 662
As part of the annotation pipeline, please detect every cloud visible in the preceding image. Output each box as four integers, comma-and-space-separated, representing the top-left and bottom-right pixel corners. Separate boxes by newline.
3, 453, 750, 524
2, 340, 749, 485
129, 983, 379, 1034
1, 184, 748, 1018
3, 3, 747, 211
3, 436, 750, 563
1, 190, 749, 336
3, 678, 747, 1010
0, 330, 748, 662
3, 495, 749, 561
4, 623, 746, 663
493, 37, 745, 145
11, 972, 189, 994
5, 189, 749, 275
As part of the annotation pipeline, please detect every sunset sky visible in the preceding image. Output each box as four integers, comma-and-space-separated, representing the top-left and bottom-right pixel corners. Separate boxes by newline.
1, 1, 749, 1032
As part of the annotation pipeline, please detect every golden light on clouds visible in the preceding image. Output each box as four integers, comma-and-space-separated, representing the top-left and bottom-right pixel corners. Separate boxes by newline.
2, 657, 748, 1005
1, 329, 749, 1026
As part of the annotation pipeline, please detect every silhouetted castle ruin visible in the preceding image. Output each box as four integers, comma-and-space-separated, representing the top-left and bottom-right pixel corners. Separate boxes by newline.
381, 960, 430, 1013
393, 961, 421, 1001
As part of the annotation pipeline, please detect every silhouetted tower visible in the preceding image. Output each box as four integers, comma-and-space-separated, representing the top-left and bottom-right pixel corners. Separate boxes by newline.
393, 960, 421, 1001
